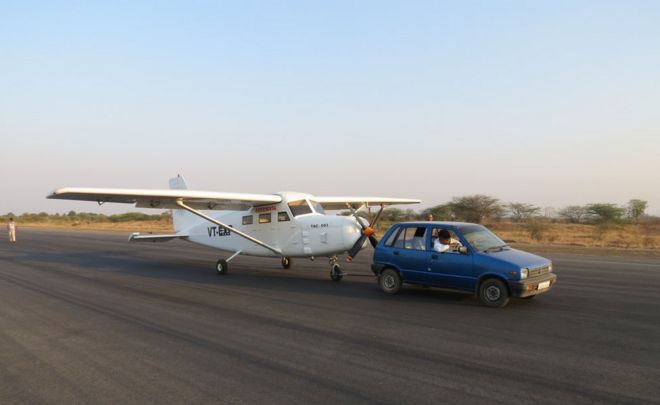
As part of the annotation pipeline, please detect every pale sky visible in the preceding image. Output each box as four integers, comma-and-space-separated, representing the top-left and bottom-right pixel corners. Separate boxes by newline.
1, 1, 659, 215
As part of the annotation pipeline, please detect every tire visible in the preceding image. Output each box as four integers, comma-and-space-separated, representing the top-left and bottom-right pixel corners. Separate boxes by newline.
379, 268, 402, 295
216, 259, 228, 275
478, 278, 509, 307
281, 257, 292, 269
330, 264, 343, 282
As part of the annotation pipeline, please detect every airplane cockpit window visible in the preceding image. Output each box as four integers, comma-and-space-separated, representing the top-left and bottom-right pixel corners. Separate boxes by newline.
288, 200, 313, 217
309, 200, 325, 215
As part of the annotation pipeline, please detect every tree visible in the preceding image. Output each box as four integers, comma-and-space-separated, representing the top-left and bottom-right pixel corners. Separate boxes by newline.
424, 203, 454, 221
626, 199, 648, 223
507, 202, 541, 222
383, 208, 404, 222
558, 205, 587, 223
586, 203, 625, 223
448, 195, 504, 223
403, 209, 418, 221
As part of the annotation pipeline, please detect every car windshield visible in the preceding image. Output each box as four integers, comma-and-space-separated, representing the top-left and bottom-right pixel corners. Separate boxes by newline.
457, 224, 507, 252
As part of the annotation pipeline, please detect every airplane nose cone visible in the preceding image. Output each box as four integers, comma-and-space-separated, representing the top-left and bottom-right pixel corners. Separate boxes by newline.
342, 217, 363, 249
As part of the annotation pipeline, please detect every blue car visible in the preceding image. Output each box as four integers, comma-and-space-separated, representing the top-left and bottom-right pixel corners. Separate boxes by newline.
371, 222, 557, 307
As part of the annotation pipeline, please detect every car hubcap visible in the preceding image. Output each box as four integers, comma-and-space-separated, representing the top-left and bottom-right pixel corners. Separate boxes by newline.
384, 275, 395, 289
486, 285, 500, 301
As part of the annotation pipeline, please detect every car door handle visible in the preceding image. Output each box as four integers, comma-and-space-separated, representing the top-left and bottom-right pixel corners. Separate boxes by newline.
393, 251, 399, 255
431, 254, 438, 260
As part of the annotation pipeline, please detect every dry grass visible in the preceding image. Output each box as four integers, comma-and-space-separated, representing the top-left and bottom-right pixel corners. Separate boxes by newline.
20, 220, 174, 234
487, 221, 659, 250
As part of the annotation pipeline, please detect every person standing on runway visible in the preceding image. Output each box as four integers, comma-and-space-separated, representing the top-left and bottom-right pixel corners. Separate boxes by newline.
7, 218, 16, 243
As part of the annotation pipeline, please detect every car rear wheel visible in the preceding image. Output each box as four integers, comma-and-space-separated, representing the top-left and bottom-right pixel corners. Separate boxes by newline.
379, 268, 402, 295
478, 278, 509, 307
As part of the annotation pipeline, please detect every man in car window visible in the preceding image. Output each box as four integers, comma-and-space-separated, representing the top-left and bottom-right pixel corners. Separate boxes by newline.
433, 229, 461, 253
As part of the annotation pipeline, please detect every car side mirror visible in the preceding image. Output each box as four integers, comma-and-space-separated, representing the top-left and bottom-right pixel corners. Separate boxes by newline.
458, 246, 469, 255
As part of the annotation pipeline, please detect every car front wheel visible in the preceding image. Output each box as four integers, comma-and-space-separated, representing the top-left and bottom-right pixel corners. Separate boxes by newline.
478, 278, 510, 307
379, 268, 402, 295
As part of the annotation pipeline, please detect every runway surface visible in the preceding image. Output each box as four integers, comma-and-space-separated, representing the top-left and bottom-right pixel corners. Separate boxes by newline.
1, 229, 659, 404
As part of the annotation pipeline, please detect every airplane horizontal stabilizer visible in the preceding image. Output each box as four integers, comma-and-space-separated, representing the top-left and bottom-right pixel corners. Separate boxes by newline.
128, 233, 188, 243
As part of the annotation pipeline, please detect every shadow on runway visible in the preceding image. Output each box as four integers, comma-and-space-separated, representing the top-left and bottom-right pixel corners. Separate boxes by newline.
8, 245, 477, 307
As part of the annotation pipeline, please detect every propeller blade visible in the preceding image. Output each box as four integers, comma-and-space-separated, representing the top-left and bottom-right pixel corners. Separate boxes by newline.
368, 234, 378, 248
346, 234, 367, 262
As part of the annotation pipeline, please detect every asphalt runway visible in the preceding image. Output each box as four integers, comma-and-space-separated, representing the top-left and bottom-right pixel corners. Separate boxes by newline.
1, 229, 659, 404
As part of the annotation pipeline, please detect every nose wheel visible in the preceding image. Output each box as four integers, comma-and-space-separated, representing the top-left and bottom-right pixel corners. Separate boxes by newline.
329, 257, 344, 281
330, 264, 343, 282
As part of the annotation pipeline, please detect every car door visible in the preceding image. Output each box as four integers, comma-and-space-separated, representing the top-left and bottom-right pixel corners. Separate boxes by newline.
389, 225, 431, 284
428, 227, 475, 290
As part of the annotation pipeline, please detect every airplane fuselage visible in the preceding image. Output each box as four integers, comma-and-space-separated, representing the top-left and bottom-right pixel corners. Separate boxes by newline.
184, 192, 364, 257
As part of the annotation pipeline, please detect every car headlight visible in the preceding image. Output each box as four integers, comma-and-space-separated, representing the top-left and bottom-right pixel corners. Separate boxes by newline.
520, 268, 528, 280
548, 263, 553, 272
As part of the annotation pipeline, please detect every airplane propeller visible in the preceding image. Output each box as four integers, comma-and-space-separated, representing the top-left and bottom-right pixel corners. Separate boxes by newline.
346, 204, 385, 262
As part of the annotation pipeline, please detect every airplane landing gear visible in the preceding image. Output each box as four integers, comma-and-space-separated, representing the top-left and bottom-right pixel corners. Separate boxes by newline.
329, 257, 344, 282
215, 250, 241, 276
216, 259, 228, 275
281, 257, 292, 269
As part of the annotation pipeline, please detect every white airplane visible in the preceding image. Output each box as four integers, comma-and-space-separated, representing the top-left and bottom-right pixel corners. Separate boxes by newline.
47, 176, 420, 281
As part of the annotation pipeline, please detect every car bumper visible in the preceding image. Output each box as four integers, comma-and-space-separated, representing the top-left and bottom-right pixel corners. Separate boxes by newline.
508, 273, 557, 298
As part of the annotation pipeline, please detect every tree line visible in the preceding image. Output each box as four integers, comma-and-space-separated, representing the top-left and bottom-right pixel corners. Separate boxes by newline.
345, 195, 650, 225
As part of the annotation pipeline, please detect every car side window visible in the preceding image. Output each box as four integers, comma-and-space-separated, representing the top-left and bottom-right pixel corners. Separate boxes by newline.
403, 226, 427, 251
431, 227, 462, 253
384, 228, 401, 247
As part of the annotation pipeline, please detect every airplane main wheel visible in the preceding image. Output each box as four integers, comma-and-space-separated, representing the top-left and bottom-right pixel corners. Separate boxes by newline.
330, 264, 343, 282
216, 259, 228, 275
281, 257, 291, 269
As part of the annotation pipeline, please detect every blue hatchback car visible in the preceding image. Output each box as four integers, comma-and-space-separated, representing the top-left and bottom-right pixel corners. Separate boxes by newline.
371, 222, 557, 307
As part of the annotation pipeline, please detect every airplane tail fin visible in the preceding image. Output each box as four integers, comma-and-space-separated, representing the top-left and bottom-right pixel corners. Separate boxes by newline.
169, 175, 197, 232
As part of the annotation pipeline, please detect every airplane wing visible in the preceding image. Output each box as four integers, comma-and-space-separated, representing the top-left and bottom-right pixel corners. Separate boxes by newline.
314, 196, 421, 211
47, 188, 282, 211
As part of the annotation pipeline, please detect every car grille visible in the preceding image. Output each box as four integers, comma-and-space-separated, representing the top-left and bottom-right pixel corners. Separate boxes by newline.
528, 265, 551, 278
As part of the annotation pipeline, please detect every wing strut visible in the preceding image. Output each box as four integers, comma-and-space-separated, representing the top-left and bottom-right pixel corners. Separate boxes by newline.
175, 200, 282, 256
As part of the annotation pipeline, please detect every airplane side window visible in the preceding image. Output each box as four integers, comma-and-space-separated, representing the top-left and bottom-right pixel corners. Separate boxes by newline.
242, 215, 253, 225
288, 200, 313, 217
278, 211, 290, 222
259, 213, 272, 224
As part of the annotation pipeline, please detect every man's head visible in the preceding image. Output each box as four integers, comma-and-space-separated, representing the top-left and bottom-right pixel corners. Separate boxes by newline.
9, 218, 13, 222
426, 213, 433, 221
438, 229, 451, 244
